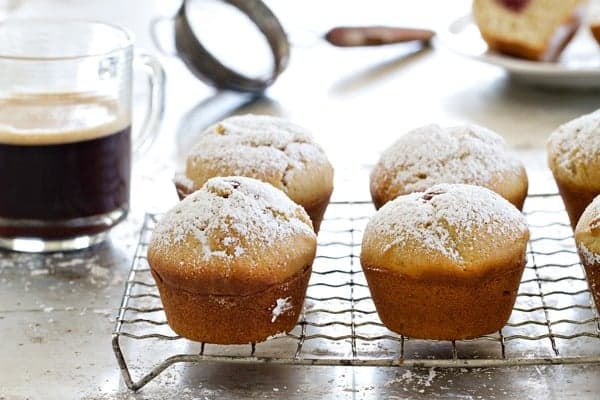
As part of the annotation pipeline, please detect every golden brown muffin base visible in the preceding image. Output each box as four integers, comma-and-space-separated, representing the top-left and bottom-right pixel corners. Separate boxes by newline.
370, 190, 386, 211
303, 193, 332, 233
510, 189, 527, 212
174, 180, 190, 201
555, 180, 600, 229
151, 265, 311, 344
175, 181, 331, 234
581, 260, 600, 312
362, 263, 525, 340
591, 23, 600, 46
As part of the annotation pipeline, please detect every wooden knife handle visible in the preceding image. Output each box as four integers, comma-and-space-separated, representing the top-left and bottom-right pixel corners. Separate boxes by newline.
325, 26, 435, 47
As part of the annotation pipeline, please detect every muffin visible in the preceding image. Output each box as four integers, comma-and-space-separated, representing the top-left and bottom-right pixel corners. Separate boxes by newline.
361, 184, 529, 340
548, 110, 600, 228
148, 176, 317, 344
473, 0, 586, 61
591, 21, 600, 46
175, 114, 334, 232
575, 195, 600, 311
370, 124, 528, 210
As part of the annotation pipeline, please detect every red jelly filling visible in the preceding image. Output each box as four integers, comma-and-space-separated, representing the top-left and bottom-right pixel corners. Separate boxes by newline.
496, 0, 530, 12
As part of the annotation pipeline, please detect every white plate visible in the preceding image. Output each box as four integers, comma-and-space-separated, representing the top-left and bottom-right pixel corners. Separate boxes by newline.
439, 14, 600, 89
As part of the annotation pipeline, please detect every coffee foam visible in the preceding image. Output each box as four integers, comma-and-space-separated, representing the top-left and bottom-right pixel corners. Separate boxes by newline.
0, 93, 130, 145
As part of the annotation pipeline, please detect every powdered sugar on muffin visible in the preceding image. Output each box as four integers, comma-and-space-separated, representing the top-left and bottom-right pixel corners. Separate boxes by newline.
548, 110, 600, 185
373, 124, 523, 195
365, 184, 528, 264
180, 114, 330, 194
578, 243, 600, 265
152, 176, 315, 264
575, 195, 600, 261
271, 297, 293, 323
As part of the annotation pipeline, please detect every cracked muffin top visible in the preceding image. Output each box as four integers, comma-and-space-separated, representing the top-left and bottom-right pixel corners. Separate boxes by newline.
548, 109, 600, 191
369, 124, 528, 210
149, 176, 317, 295
175, 114, 334, 208
361, 183, 529, 279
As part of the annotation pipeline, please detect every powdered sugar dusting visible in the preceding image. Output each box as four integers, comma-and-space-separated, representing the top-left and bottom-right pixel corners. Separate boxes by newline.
365, 184, 528, 263
173, 172, 194, 191
375, 124, 523, 194
271, 297, 293, 322
579, 243, 600, 265
151, 176, 314, 263
548, 110, 600, 180
183, 114, 330, 192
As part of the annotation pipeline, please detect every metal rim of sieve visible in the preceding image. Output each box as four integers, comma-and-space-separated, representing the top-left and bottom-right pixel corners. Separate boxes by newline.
173, 0, 290, 93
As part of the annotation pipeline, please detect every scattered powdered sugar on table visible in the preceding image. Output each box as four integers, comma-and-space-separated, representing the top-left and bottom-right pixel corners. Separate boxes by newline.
385, 368, 437, 388
151, 176, 314, 263
578, 243, 600, 265
374, 124, 523, 194
182, 114, 330, 192
548, 109, 600, 178
365, 184, 528, 263
271, 297, 293, 322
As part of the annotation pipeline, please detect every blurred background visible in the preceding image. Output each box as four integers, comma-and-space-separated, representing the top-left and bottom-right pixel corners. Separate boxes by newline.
2, 0, 599, 204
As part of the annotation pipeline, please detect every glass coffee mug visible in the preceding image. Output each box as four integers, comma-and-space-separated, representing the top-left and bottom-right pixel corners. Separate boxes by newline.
0, 20, 165, 252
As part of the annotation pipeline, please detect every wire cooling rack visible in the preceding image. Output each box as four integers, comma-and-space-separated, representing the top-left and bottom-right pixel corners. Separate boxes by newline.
112, 193, 600, 391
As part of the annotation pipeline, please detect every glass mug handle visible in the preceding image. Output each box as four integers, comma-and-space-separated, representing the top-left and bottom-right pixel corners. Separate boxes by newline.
132, 52, 166, 155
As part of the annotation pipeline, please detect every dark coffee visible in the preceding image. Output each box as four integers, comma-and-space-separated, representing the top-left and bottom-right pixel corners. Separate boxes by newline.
0, 95, 131, 239
0, 127, 131, 238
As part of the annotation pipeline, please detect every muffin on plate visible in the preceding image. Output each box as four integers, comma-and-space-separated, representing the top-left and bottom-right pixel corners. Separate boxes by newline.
548, 110, 600, 228
473, 0, 586, 61
575, 195, 600, 311
370, 124, 528, 210
175, 114, 334, 232
361, 183, 529, 340
148, 176, 317, 344
591, 21, 600, 46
